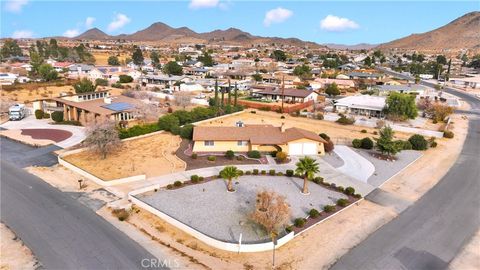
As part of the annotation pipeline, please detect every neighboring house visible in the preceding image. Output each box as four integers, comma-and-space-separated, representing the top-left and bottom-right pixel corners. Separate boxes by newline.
311, 78, 355, 90
373, 84, 428, 96
192, 124, 327, 156
52, 62, 74, 72
9, 62, 32, 72
334, 95, 386, 118
179, 82, 205, 92
450, 76, 480, 89
89, 66, 142, 83
0, 73, 18, 85
252, 86, 318, 103
143, 74, 192, 88
347, 72, 384, 80
68, 64, 94, 79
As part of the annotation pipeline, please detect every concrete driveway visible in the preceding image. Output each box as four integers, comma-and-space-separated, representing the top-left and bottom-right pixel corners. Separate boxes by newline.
333, 145, 375, 182
1, 115, 85, 148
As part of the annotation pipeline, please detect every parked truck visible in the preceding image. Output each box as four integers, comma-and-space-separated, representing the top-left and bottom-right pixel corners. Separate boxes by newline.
8, 104, 28, 121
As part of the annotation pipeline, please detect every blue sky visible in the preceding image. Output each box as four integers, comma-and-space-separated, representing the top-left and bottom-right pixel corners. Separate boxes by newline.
1, 0, 478, 44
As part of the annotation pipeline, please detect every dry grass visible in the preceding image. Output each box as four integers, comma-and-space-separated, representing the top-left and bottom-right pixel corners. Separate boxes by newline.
63, 133, 185, 180
1, 85, 75, 104
92, 52, 130, 66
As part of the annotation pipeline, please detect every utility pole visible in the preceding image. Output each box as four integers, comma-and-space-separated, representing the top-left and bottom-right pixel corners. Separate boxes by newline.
281, 76, 285, 113
234, 82, 238, 107
227, 79, 232, 106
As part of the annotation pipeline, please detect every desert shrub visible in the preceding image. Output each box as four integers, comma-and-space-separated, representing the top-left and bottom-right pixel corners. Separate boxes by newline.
118, 123, 161, 139
269, 169, 275, 176
207, 156, 216, 162
294, 218, 306, 228
51, 111, 64, 122
430, 141, 438, 148
191, 153, 198, 159
119, 75, 133, 83
309, 208, 320, 218
398, 140, 413, 150
225, 150, 235, 160
344, 187, 355, 196
198, 176, 204, 181
361, 129, 367, 133
352, 139, 362, 148
443, 130, 454, 138
247, 150, 261, 159
285, 225, 294, 233
319, 133, 330, 141
158, 114, 180, 132
35, 109, 44, 119
190, 175, 199, 183
373, 131, 378, 135
250, 110, 256, 114
286, 170, 294, 177
173, 181, 182, 187
170, 125, 181, 135
275, 151, 288, 163
337, 186, 345, 192
312, 176, 324, 184
253, 169, 259, 175
360, 137, 374, 149
245, 170, 252, 175
336, 115, 355, 125
316, 113, 324, 120
408, 134, 428, 150
236, 155, 245, 161
237, 170, 244, 176
179, 124, 194, 139
337, 198, 349, 207
323, 205, 336, 213
166, 184, 173, 189
261, 170, 266, 175
276, 172, 283, 176
112, 209, 129, 221
281, 115, 286, 119
42, 112, 51, 119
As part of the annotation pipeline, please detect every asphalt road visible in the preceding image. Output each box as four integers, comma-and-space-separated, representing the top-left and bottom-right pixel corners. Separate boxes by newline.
331, 69, 480, 270
0, 138, 167, 269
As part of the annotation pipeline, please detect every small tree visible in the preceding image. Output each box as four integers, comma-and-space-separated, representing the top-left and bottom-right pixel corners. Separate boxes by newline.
385, 92, 418, 120
295, 157, 320, 194
375, 126, 402, 157
38, 64, 58, 81
428, 103, 454, 122
132, 48, 144, 66
158, 114, 180, 132
219, 166, 241, 192
119, 75, 133, 83
173, 91, 192, 109
83, 119, 120, 159
163, 61, 183, 75
74, 78, 96, 94
325, 83, 340, 97
108, 56, 120, 66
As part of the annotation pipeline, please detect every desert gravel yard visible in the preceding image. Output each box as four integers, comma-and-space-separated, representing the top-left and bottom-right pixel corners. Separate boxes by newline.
136, 175, 348, 244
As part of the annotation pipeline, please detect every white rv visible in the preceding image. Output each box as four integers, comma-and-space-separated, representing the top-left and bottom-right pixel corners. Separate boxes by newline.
8, 104, 28, 121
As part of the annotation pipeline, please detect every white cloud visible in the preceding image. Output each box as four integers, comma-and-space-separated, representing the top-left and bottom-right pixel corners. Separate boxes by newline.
5, 0, 28, 13
107, 13, 131, 32
263, 7, 293, 27
85, 17, 96, 28
12, 30, 33, 38
189, 0, 219, 9
320, 15, 359, 32
63, 29, 80, 38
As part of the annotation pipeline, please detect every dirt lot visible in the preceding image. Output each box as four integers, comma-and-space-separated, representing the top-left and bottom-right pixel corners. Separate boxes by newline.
63, 133, 185, 180
1, 223, 39, 270
198, 110, 413, 142
92, 52, 130, 66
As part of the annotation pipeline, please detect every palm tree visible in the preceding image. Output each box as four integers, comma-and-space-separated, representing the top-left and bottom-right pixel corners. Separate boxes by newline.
220, 166, 240, 192
295, 157, 320, 194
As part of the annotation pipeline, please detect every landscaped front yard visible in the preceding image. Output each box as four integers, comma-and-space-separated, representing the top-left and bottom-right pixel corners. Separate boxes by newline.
136, 175, 349, 244
63, 133, 185, 180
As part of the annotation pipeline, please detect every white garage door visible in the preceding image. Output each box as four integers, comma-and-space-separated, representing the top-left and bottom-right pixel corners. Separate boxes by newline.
289, 143, 317, 155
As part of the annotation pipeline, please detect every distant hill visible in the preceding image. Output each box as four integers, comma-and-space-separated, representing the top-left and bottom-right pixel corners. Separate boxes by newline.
323, 43, 377, 50
71, 22, 325, 48
378, 11, 480, 52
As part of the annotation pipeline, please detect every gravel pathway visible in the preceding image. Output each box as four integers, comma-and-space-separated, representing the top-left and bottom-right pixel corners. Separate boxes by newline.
137, 176, 347, 244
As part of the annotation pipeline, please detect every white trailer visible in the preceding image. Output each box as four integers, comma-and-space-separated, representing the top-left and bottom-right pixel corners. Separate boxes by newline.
8, 104, 28, 121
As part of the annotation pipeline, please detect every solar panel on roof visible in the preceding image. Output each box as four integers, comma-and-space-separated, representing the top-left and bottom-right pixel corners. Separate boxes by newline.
101, 102, 135, 112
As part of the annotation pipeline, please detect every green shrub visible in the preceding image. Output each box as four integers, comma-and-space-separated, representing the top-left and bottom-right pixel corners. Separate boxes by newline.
285, 225, 294, 233
276, 172, 283, 176
323, 205, 336, 213
286, 170, 294, 177
158, 114, 180, 132
190, 175, 199, 183
294, 218, 306, 228
316, 113, 324, 120
236, 155, 245, 161
398, 140, 413, 150
373, 131, 378, 135
337, 186, 345, 192
269, 169, 275, 176
337, 198, 349, 207
344, 187, 355, 196
237, 170, 244, 176
173, 181, 182, 187
443, 130, 454, 138
179, 124, 194, 139
352, 139, 362, 148
253, 169, 259, 175
319, 133, 330, 141
111, 82, 124, 89
336, 115, 355, 125
261, 170, 266, 175
245, 170, 252, 175
51, 111, 63, 122
312, 176, 324, 184
35, 109, 44, 119
198, 176, 204, 181
247, 150, 261, 159
430, 141, 438, 148
225, 150, 235, 160
361, 129, 367, 133
119, 75, 133, 83
360, 137, 374, 149
408, 134, 428, 150
281, 115, 286, 119
118, 123, 161, 139
170, 125, 181, 135
309, 209, 320, 218
353, 193, 362, 199
43, 112, 51, 119
191, 153, 198, 159
207, 156, 216, 162
166, 184, 173, 189
275, 151, 288, 163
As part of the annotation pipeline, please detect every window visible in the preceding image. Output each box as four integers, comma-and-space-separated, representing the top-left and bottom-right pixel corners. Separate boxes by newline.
204, 141, 214, 146
237, 140, 248, 146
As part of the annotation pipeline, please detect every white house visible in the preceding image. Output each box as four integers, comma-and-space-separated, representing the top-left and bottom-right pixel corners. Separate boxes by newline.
334, 95, 386, 118
0, 73, 18, 85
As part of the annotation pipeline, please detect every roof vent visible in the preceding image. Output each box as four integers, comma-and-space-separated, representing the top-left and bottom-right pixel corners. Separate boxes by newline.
236, 120, 244, 127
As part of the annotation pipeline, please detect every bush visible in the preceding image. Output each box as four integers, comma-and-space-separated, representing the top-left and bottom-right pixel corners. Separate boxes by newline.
250, 110, 256, 114
352, 139, 362, 148
119, 75, 133, 83
236, 155, 245, 161
112, 209, 129, 221
319, 133, 330, 141
285, 225, 294, 233
118, 123, 161, 139
179, 124, 194, 139
198, 176, 204, 181
237, 170, 244, 176
170, 125, 181, 135
190, 175, 199, 183
247, 150, 261, 159
166, 184, 173, 189
323, 205, 336, 213
361, 129, 367, 133
261, 170, 266, 175
286, 170, 294, 177
207, 156, 216, 162
309, 208, 320, 218
443, 130, 454, 138
276, 172, 283, 176
360, 137, 374, 149
397, 140, 413, 150
158, 114, 180, 132
373, 131, 378, 135
225, 150, 235, 160
269, 169, 275, 176
312, 176, 324, 184
253, 169, 259, 175
173, 181, 182, 187
245, 170, 252, 175
344, 187, 355, 196
281, 115, 286, 119
275, 151, 288, 163
353, 193, 362, 199
111, 82, 124, 89
43, 112, 51, 119
408, 134, 428, 150
191, 153, 198, 159
336, 115, 355, 125
336, 198, 349, 207
316, 113, 324, 120
337, 186, 345, 192
430, 141, 438, 148
294, 218, 306, 228
324, 140, 335, 153
35, 109, 44, 119
51, 111, 63, 122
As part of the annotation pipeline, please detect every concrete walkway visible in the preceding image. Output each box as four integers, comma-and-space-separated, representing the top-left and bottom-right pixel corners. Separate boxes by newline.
1, 116, 85, 148
333, 145, 375, 182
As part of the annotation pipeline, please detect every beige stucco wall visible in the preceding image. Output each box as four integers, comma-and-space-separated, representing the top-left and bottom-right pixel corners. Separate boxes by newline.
193, 140, 250, 153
